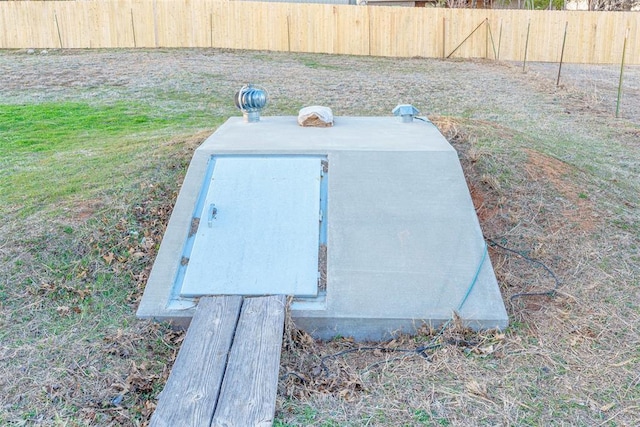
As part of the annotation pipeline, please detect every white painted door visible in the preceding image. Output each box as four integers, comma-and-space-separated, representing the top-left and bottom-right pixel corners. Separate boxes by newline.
180, 156, 321, 297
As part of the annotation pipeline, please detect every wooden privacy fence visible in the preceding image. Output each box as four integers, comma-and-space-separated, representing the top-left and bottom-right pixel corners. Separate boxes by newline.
0, 1, 638, 64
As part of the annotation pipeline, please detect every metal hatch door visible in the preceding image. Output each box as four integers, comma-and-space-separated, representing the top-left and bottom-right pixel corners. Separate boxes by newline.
179, 156, 323, 297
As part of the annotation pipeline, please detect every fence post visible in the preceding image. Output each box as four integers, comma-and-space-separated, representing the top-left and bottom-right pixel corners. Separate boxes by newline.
487, 20, 497, 60
556, 21, 568, 86
130, 9, 137, 48
616, 28, 630, 118
54, 12, 63, 48
522, 20, 531, 72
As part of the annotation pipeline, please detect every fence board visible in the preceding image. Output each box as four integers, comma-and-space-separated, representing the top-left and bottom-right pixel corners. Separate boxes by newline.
445, 9, 487, 59
334, 4, 368, 55
0, 1, 637, 65
289, 4, 335, 54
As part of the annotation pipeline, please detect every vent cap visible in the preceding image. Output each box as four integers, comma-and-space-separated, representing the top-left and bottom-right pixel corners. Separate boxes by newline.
235, 84, 268, 123
392, 104, 419, 123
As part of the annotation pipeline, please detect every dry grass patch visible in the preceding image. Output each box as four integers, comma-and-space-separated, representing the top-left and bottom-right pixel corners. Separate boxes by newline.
0, 134, 203, 425
1, 50, 638, 426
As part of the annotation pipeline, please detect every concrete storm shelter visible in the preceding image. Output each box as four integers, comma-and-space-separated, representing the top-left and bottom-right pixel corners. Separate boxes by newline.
137, 113, 508, 340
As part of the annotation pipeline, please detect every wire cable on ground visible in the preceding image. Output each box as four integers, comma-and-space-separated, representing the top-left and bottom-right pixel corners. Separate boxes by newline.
296, 239, 561, 379
317, 243, 488, 376
485, 237, 561, 300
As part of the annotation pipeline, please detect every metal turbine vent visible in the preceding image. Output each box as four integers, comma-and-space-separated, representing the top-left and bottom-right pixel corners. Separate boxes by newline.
235, 84, 268, 123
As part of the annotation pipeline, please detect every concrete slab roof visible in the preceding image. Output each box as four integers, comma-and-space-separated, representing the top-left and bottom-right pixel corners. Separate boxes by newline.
137, 116, 508, 340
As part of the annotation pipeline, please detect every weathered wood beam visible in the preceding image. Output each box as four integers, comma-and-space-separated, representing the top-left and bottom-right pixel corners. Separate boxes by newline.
150, 296, 243, 427
211, 295, 287, 427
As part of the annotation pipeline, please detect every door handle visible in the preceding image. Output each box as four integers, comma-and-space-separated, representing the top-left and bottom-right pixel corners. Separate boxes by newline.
208, 203, 217, 227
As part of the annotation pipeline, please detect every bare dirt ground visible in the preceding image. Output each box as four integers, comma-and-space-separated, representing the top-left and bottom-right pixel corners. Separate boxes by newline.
1, 49, 639, 425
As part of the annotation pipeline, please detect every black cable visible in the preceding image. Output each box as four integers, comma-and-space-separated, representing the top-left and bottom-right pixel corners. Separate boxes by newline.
280, 371, 308, 383
292, 238, 560, 380
286, 239, 559, 381
414, 342, 442, 356
316, 343, 449, 377
316, 244, 494, 376
486, 237, 561, 300
317, 336, 482, 377
319, 346, 418, 376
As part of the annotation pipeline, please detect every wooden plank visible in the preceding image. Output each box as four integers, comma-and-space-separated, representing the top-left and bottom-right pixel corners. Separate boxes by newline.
150, 295, 243, 427
211, 295, 286, 427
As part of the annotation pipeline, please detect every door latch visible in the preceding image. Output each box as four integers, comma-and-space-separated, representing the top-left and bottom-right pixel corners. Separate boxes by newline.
208, 203, 217, 227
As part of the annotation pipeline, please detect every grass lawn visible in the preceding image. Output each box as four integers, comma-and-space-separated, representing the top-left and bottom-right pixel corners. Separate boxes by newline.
1, 49, 638, 426
0, 99, 222, 424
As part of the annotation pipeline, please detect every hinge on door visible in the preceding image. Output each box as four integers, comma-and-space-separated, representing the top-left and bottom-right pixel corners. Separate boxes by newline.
319, 209, 324, 222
